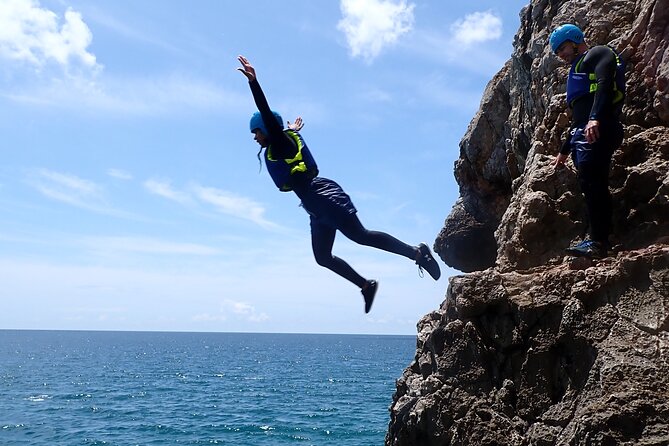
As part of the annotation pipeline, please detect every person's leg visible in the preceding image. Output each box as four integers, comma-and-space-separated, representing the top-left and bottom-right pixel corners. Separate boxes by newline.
579, 159, 612, 245
337, 213, 441, 280
566, 125, 618, 258
311, 218, 378, 312
310, 218, 367, 288
577, 123, 621, 246
337, 213, 417, 259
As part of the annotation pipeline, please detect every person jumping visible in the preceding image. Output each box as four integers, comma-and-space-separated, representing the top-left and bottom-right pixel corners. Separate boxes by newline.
237, 55, 441, 313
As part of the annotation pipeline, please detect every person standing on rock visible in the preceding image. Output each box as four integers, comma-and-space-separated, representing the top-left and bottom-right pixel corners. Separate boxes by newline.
236, 55, 441, 314
551, 24, 626, 258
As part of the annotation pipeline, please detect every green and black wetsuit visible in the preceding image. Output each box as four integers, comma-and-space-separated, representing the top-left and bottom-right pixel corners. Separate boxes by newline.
561, 45, 625, 245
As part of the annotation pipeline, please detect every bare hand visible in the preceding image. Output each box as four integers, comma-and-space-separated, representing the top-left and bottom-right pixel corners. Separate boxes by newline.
287, 116, 304, 131
237, 55, 256, 81
554, 152, 569, 169
584, 119, 600, 143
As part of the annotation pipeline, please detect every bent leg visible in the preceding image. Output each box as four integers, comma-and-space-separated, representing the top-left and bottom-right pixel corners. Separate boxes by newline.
311, 218, 366, 288
337, 214, 417, 259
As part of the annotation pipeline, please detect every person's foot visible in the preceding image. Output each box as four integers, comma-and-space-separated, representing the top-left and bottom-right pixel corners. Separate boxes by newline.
361, 280, 378, 314
415, 243, 441, 280
565, 239, 608, 259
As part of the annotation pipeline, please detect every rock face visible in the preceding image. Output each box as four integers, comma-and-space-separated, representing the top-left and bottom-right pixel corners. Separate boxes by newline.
388, 246, 669, 445
387, 0, 669, 444
434, 0, 669, 273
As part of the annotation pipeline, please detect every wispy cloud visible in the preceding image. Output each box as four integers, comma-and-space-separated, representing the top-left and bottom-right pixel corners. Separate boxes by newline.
83, 236, 221, 256
412, 72, 487, 111
25, 168, 135, 218
107, 168, 132, 180
0, 1, 245, 115
223, 299, 269, 323
192, 185, 277, 229
144, 179, 279, 230
450, 10, 502, 46
144, 178, 192, 205
192, 300, 269, 324
3, 73, 247, 115
27, 168, 103, 207
337, 0, 415, 62
391, 9, 505, 74
0, 0, 100, 72
83, 5, 183, 55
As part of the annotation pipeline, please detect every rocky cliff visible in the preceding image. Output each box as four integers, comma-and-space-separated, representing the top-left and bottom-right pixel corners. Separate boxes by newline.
387, 0, 669, 444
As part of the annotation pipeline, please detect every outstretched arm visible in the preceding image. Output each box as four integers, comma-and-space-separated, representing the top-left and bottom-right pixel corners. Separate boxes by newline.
237, 55, 297, 159
237, 55, 277, 137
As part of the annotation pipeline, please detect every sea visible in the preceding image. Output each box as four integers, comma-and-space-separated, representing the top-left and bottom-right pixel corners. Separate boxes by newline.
0, 330, 416, 445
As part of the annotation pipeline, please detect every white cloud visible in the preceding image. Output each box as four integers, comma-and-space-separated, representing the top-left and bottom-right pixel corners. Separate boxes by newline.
25, 168, 136, 218
223, 299, 269, 323
192, 300, 270, 325
191, 312, 227, 323
143, 179, 279, 229
27, 168, 103, 207
3, 73, 247, 115
337, 0, 414, 62
83, 236, 221, 256
406, 28, 507, 75
0, 0, 99, 71
0, 3, 243, 116
107, 168, 132, 180
192, 184, 277, 229
361, 86, 393, 103
191, 300, 271, 325
144, 178, 192, 205
450, 10, 502, 46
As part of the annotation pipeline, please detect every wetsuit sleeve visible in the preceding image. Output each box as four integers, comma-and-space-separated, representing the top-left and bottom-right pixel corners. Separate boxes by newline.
248, 79, 298, 159
581, 46, 617, 121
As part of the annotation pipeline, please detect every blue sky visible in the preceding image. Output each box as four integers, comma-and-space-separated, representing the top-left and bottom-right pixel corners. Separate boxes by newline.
0, 0, 528, 335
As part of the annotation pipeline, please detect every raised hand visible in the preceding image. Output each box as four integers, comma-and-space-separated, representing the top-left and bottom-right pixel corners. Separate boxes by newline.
287, 116, 304, 131
237, 55, 256, 81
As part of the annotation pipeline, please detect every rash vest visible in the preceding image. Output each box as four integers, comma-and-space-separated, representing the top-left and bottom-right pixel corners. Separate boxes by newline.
566, 46, 626, 107
265, 129, 319, 192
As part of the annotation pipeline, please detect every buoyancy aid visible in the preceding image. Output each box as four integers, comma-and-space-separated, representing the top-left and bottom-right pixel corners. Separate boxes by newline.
265, 129, 319, 192
566, 46, 626, 107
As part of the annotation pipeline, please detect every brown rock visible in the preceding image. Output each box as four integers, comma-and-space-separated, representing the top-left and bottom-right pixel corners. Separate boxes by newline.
434, 0, 669, 272
389, 0, 669, 444
387, 245, 669, 445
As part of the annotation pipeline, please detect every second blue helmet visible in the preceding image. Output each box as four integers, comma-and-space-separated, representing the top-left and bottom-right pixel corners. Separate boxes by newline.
549, 24, 584, 54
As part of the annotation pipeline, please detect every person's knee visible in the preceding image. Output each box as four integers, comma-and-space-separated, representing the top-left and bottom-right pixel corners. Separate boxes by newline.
340, 223, 371, 245
346, 230, 370, 246
313, 250, 334, 267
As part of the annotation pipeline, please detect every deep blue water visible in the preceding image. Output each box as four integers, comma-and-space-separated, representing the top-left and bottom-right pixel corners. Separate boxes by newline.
0, 330, 415, 445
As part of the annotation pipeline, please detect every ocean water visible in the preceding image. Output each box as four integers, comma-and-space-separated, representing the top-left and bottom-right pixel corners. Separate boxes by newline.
0, 330, 415, 445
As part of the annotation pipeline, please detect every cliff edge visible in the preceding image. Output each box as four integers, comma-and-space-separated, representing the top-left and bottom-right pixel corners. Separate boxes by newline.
387, 0, 669, 444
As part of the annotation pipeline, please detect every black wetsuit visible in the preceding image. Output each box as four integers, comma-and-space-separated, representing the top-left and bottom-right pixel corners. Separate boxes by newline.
248, 79, 417, 288
560, 45, 624, 245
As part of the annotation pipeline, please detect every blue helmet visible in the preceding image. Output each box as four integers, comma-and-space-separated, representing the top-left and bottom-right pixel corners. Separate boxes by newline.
549, 24, 584, 54
249, 111, 283, 135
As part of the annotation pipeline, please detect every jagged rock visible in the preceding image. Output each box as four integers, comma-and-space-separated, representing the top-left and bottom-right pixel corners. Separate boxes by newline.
434, 0, 669, 272
436, 198, 499, 273
387, 245, 669, 445
389, 0, 669, 444
435, 65, 514, 272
